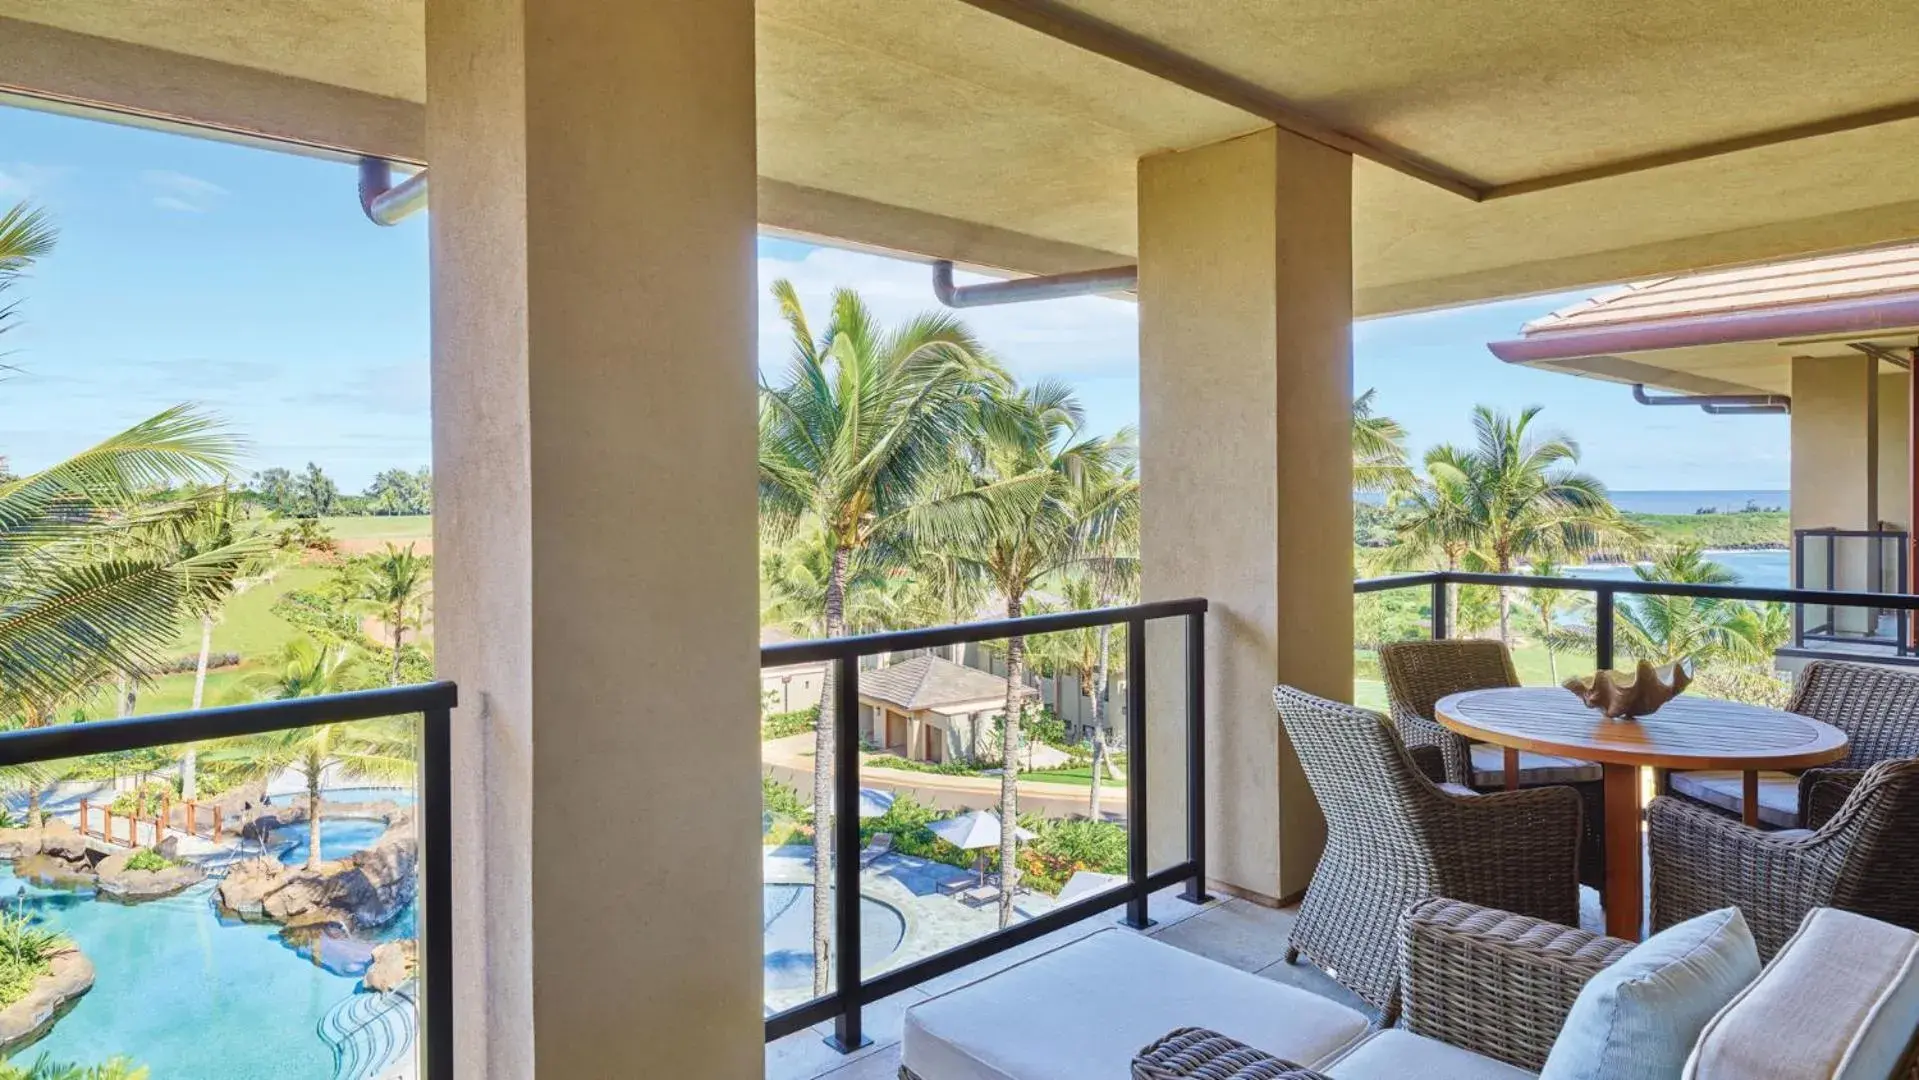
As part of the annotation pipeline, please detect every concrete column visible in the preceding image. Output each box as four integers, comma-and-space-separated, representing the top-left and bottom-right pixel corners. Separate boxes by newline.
1137, 127, 1354, 904
426, 2, 759, 1077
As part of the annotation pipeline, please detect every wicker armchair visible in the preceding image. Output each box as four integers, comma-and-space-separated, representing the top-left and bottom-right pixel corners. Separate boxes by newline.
1649, 758, 1919, 960
1670, 660, 1919, 829
1377, 639, 1607, 886
1273, 685, 1583, 1025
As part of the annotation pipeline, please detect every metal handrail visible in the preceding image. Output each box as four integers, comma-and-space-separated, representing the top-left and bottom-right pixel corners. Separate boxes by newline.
760, 600, 1211, 1051
0, 681, 457, 1080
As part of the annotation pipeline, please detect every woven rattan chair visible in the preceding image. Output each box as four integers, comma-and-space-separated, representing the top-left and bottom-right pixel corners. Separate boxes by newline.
1649, 758, 1919, 960
1377, 639, 1607, 886
1273, 685, 1582, 1025
1669, 659, 1919, 829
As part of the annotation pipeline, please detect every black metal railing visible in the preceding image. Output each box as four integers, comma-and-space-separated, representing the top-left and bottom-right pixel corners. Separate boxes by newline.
1356, 569, 1919, 668
0, 681, 457, 1080
1793, 528, 1912, 656
760, 598, 1210, 1051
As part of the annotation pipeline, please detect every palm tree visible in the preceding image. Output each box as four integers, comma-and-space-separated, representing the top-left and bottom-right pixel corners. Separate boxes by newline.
939, 384, 1132, 927
0, 202, 56, 349
1615, 546, 1780, 666
1379, 455, 1476, 631
1, 207, 255, 716
353, 543, 432, 685
1352, 389, 1411, 493
1515, 559, 1591, 682
150, 489, 266, 799
227, 638, 412, 869
1425, 406, 1637, 644
0, 1054, 148, 1080
756, 282, 1009, 994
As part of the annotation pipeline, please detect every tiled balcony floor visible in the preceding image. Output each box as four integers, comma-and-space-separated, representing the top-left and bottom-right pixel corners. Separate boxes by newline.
769, 884, 1610, 1080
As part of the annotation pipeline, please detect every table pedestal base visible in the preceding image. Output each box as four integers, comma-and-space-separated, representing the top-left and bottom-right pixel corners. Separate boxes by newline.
1602, 763, 1643, 941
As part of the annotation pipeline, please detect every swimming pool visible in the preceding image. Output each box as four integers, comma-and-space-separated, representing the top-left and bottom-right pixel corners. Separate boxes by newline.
762, 883, 906, 993
1, 787, 417, 1078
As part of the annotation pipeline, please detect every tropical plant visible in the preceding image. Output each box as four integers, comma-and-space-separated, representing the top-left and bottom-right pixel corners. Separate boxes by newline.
147, 488, 266, 798
0, 909, 64, 1008
756, 282, 1009, 993
1351, 389, 1411, 494
1616, 546, 1781, 666
1419, 406, 1637, 643
352, 543, 432, 685
1515, 559, 1593, 682
0, 202, 56, 351
935, 383, 1132, 927
221, 637, 412, 868
0, 1056, 148, 1080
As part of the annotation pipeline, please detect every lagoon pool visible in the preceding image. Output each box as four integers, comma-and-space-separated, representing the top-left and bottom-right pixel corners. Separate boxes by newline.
3, 788, 416, 1079
763, 883, 905, 993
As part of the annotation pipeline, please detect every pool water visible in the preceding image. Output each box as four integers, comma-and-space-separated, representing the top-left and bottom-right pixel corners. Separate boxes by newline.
2, 789, 417, 1078
762, 883, 905, 993
272, 817, 393, 870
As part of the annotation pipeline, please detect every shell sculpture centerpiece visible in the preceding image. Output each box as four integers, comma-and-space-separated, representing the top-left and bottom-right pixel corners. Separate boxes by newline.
1563, 660, 1692, 720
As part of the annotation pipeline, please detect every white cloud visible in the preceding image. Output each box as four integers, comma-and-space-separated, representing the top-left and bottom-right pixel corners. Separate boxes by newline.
755, 245, 1138, 387
0, 163, 70, 203
140, 169, 227, 213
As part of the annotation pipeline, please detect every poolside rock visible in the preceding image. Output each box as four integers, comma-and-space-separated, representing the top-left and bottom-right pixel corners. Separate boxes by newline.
0, 828, 41, 861
218, 815, 417, 931
95, 848, 207, 902
35, 821, 90, 864
364, 940, 417, 993
0, 945, 94, 1054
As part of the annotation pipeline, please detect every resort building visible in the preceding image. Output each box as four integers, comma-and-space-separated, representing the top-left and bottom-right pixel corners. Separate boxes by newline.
1492, 245, 1919, 662
858, 654, 1038, 763
761, 627, 829, 714
3, 2, 1919, 1078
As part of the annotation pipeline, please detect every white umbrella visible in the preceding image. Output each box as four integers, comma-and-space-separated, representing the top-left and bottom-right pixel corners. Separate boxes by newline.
1056, 870, 1125, 905
929, 810, 1037, 885
826, 787, 897, 819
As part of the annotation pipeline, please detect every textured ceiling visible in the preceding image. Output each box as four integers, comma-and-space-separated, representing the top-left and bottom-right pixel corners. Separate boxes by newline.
4, 0, 1919, 314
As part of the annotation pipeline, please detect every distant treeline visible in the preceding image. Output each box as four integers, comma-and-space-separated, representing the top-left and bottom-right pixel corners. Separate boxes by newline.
243, 463, 432, 517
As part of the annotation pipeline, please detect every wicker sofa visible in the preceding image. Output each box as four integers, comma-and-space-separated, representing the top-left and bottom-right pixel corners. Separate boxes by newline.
897, 900, 1919, 1079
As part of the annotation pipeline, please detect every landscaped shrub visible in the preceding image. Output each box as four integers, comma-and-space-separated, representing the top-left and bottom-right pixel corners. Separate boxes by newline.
863, 754, 982, 777
762, 775, 813, 825
859, 794, 976, 874
0, 1054, 148, 1080
0, 911, 65, 1008
108, 781, 177, 818
124, 849, 173, 873
1017, 817, 1129, 896
761, 708, 818, 741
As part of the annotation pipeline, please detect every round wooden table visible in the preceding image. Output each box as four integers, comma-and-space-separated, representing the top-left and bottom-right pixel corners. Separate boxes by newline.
1433, 687, 1848, 940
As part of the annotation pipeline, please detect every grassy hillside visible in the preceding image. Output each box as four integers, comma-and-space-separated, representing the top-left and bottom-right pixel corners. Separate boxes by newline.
1625, 511, 1788, 551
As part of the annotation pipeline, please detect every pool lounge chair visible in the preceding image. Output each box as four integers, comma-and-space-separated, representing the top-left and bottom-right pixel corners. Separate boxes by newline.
860, 833, 893, 868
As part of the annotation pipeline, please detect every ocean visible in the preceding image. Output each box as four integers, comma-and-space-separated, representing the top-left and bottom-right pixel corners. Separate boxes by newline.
1563, 548, 1791, 590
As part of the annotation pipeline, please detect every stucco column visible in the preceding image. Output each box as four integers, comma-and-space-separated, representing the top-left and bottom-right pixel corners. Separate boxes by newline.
426, 2, 760, 1077
1137, 127, 1353, 904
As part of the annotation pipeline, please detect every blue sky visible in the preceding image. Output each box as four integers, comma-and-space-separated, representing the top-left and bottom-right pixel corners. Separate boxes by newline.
1, 104, 1788, 492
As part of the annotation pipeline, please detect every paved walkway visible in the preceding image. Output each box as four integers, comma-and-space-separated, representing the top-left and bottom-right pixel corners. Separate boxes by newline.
761, 734, 1128, 821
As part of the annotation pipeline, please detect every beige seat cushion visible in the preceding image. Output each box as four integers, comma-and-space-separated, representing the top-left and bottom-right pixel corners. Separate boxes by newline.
1323, 1030, 1536, 1079
1686, 908, 1919, 1080
901, 928, 1371, 1080
1669, 770, 1799, 829
1470, 744, 1601, 787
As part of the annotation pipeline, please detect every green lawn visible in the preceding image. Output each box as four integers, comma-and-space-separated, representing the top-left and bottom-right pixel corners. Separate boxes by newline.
323, 515, 432, 543
1021, 764, 1125, 787
163, 562, 331, 658
1357, 639, 1579, 712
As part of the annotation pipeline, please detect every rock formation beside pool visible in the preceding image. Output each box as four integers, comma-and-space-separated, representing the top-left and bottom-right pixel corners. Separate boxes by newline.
1, 821, 99, 887
95, 841, 209, 902
0, 944, 94, 1055
364, 940, 417, 993
219, 811, 418, 932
